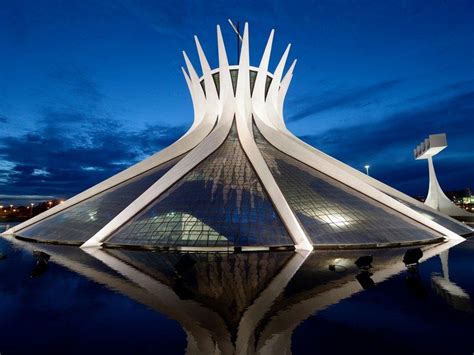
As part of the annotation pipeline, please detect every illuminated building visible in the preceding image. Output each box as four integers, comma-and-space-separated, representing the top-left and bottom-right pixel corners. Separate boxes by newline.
3, 24, 472, 251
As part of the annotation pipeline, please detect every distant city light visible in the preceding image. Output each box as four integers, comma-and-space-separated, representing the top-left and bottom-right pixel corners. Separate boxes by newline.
0, 200, 69, 218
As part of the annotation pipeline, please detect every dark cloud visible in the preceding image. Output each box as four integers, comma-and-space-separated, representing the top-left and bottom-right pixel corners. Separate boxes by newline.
0, 61, 188, 199
0, 114, 8, 123
299, 90, 474, 195
0, 110, 186, 197
0, 63, 186, 198
132, 123, 189, 156
287, 80, 401, 123
402, 79, 474, 106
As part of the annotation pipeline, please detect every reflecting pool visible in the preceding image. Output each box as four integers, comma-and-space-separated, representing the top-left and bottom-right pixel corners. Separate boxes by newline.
1, 227, 474, 354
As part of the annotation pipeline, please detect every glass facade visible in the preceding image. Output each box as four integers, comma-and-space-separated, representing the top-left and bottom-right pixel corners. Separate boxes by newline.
17, 157, 180, 244
387, 195, 473, 236
253, 124, 442, 246
200, 69, 272, 98
106, 122, 292, 248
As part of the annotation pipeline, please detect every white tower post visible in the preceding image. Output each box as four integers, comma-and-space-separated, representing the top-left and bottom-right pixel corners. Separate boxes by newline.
414, 133, 472, 219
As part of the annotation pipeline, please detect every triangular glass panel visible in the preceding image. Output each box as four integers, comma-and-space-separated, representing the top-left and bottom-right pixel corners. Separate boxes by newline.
253, 123, 444, 247
386, 194, 473, 236
106, 121, 292, 248
200, 70, 273, 98
16, 157, 181, 244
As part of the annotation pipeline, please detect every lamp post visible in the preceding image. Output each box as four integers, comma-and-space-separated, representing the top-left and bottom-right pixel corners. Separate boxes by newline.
364, 164, 370, 176
30, 203, 34, 218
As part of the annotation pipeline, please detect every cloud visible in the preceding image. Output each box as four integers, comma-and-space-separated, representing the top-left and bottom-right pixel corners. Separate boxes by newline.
0, 109, 186, 197
31, 168, 50, 177
286, 80, 401, 123
0, 65, 187, 198
402, 78, 474, 106
131, 123, 189, 156
298, 89, 474, 195
0, 114, 8, 123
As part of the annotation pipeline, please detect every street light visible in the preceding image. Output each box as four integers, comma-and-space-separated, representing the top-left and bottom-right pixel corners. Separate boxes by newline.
30, 203, 34, 217
364, 165, 370, 176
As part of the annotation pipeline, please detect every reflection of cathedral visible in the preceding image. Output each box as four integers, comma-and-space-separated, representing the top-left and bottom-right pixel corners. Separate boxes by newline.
9, 236, 467, 354
4, 24, 472, 251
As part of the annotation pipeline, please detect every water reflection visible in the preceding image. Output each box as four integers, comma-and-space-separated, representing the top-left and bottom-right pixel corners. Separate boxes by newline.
431, 250, 471, 312
4, 236, 468, 354
30, 250, 51, 278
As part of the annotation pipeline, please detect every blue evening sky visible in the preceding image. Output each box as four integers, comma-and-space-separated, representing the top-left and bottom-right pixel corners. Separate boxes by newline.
0, 0, 473, 204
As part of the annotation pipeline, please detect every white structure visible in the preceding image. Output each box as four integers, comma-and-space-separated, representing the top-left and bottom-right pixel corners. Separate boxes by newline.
3, 24, 472, 251
415, 133, 473, 219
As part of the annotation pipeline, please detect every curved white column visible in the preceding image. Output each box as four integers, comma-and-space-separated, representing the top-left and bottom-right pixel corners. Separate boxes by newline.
267, 43, 291, 114
237, 110, 312, 250
252, 29, 275, 128
234, 24, 311, 250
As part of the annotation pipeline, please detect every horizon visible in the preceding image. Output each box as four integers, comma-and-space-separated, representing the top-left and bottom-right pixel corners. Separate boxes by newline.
1, 0, 473, 205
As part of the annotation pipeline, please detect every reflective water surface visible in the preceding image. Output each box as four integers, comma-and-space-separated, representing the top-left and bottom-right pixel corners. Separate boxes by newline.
1, 224, 474, 354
